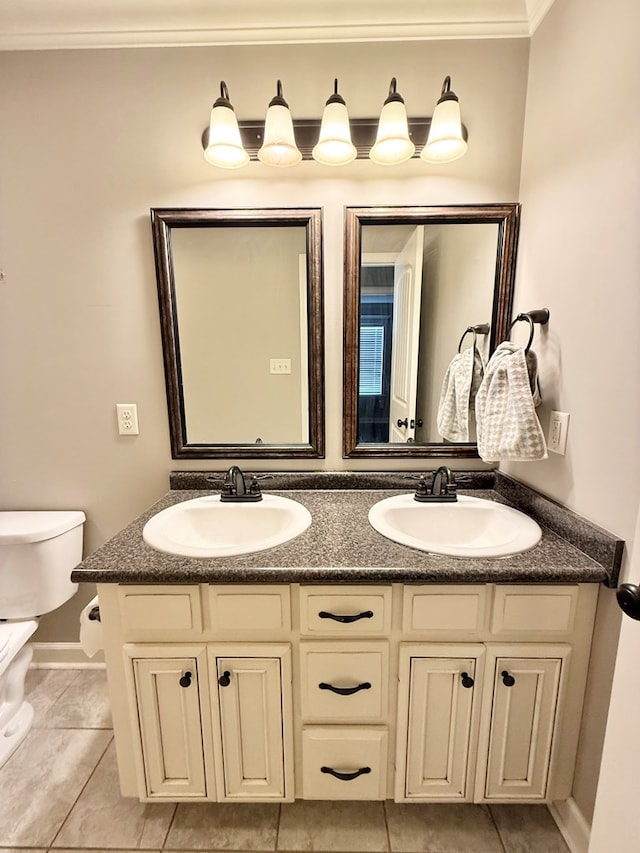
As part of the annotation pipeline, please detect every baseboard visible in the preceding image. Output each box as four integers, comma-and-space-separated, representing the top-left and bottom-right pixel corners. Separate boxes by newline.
30, 642, 105, 668
550, 797, 590, 853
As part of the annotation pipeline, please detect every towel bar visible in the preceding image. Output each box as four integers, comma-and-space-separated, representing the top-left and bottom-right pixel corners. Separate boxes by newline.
458, 322, 490, 353
509, 308, 550, 352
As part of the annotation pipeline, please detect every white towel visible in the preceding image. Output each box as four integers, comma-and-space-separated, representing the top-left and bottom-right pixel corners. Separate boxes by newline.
475, 341, 547, 462
437, 345, 485, 442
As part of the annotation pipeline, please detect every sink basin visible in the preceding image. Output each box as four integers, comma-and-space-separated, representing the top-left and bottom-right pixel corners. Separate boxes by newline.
368, 494, 541, 558
143, 494, 312, 558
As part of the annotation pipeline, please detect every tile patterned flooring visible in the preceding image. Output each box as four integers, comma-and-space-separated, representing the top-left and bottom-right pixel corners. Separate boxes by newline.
0, 669, 570, 853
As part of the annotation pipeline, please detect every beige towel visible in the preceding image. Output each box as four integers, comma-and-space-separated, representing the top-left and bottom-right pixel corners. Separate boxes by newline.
437, 345, 485, 442
475, 341, 547, 462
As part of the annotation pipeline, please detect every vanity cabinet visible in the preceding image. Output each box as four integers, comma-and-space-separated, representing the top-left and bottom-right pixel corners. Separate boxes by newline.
395, 642, 570, 803
210, 645, 293, 801
127, 647, 208, 799
396, 645, 483, 801
478, 646, 568, 801
98, 581, 597, 805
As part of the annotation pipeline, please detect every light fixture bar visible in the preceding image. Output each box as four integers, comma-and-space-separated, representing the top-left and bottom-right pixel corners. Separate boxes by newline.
201, 117, 467, 161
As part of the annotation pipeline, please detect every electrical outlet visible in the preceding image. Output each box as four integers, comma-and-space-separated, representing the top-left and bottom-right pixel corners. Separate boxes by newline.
270, 358, 292, 374
116, 403, 139, 435
548, 411, 569, 455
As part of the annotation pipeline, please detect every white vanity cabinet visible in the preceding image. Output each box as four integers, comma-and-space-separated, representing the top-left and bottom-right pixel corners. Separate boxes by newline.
395, 642, 571, 803
126, 647, 209, 799
98, 580, 597, 806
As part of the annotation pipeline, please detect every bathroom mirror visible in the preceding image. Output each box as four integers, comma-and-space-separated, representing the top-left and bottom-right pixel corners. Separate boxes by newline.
343, 203, 520, 458
151, 208, 324, 458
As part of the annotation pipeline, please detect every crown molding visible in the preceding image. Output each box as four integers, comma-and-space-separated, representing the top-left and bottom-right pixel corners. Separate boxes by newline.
0, 0, 556, 51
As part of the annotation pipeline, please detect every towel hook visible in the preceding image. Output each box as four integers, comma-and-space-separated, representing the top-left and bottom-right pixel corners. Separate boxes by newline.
509, 308, 550, 353
458, 322, 490, 353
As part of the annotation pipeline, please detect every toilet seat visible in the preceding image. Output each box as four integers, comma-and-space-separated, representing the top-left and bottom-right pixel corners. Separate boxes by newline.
0, 620, 38, 679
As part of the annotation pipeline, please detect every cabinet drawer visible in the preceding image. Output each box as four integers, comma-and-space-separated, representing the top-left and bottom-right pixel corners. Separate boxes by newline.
403, 586, 488, 635
119, 586, 202, 636
208, 585, 291, 634
491, 586, 580, 637
302, 727, 388, 800
300, 642, 388, 722
300, 586, 392, 636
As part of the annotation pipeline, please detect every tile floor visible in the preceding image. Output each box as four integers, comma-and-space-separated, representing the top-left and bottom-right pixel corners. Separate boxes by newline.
0, 669, 570, 853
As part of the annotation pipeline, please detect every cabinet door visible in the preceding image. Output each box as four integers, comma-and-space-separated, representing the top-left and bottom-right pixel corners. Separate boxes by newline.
396, 644, 484, 801
478, 648, 568, 801
211, 645, 292, 801
131, 656, 207, 798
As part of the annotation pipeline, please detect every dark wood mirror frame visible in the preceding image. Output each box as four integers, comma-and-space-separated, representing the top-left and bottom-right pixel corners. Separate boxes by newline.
151, 207, 325, 459
343, 203, 520, 458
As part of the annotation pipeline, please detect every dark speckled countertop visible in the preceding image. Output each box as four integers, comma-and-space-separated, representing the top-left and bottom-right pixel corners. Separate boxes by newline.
72, 473, 624, 587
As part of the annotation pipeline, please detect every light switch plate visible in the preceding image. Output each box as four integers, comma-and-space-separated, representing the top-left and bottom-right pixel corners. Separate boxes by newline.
270, 358, 292, 374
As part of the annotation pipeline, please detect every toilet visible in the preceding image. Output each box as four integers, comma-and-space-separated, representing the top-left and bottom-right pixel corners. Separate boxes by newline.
0, 510, 85, 768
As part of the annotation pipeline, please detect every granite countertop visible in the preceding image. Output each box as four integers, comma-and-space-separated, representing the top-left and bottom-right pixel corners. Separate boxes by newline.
72, 481, 621, 586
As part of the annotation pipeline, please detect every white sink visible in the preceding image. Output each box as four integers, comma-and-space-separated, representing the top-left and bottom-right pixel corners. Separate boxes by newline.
143, 494, 311, 558
368, 494, 541, 558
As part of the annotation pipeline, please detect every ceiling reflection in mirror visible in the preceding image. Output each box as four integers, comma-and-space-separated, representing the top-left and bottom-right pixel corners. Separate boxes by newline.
343, 204, 520, 458
151, 208, 324, 458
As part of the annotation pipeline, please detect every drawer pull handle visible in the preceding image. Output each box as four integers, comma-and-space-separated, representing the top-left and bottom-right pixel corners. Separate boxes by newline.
501, 670, 516, 687
320, 765, 372, 781
318, 610, 374, 624
218, 670, 231, 687
179, 671, 192, 688
460, 672, 474, 688
318, 681, 372, 696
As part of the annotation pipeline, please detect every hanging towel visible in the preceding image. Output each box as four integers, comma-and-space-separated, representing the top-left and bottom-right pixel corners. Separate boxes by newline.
525, 348, 542, 407
475, 341, 547, 462
437, 344, 485, 442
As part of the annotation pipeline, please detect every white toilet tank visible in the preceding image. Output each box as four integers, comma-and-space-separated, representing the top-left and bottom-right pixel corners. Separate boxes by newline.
0, 511, 86, 619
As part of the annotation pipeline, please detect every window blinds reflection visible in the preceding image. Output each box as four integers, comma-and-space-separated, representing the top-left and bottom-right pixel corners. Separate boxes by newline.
359, 326, 385, 395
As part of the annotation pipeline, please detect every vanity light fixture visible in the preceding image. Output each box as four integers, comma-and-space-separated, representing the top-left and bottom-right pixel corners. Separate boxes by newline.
257, 80, 302, 167
420, 76, 468, 164
369, 78, 415, 166
201, 77, 468, 168
312, 79, 357, 166
203, 81, 250, 169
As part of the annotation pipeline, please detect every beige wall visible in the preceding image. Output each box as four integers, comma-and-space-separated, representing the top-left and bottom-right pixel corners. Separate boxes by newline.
0, 39, 528, 641
502, 0, 640, 825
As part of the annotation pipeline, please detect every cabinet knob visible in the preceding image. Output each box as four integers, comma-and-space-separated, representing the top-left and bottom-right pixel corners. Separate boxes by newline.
501, 670, 516, 687
179, 671, 192, 688
320, 765, 371, 781
218, 670, 231, 687
460, 672, 474, 688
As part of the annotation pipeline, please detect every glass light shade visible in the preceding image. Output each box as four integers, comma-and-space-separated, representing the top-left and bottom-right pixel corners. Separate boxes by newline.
204, 104, 250, 169
312, 101, 357, 166
421, 98, 468, 163
369, 100, 415, 165
257, 104, 302, 167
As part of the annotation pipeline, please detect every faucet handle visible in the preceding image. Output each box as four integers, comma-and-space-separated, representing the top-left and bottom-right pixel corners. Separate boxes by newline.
249, 474, 272, 496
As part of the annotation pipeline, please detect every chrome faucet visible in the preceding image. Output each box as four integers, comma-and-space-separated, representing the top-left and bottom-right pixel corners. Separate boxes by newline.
412, 466, 458, 503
